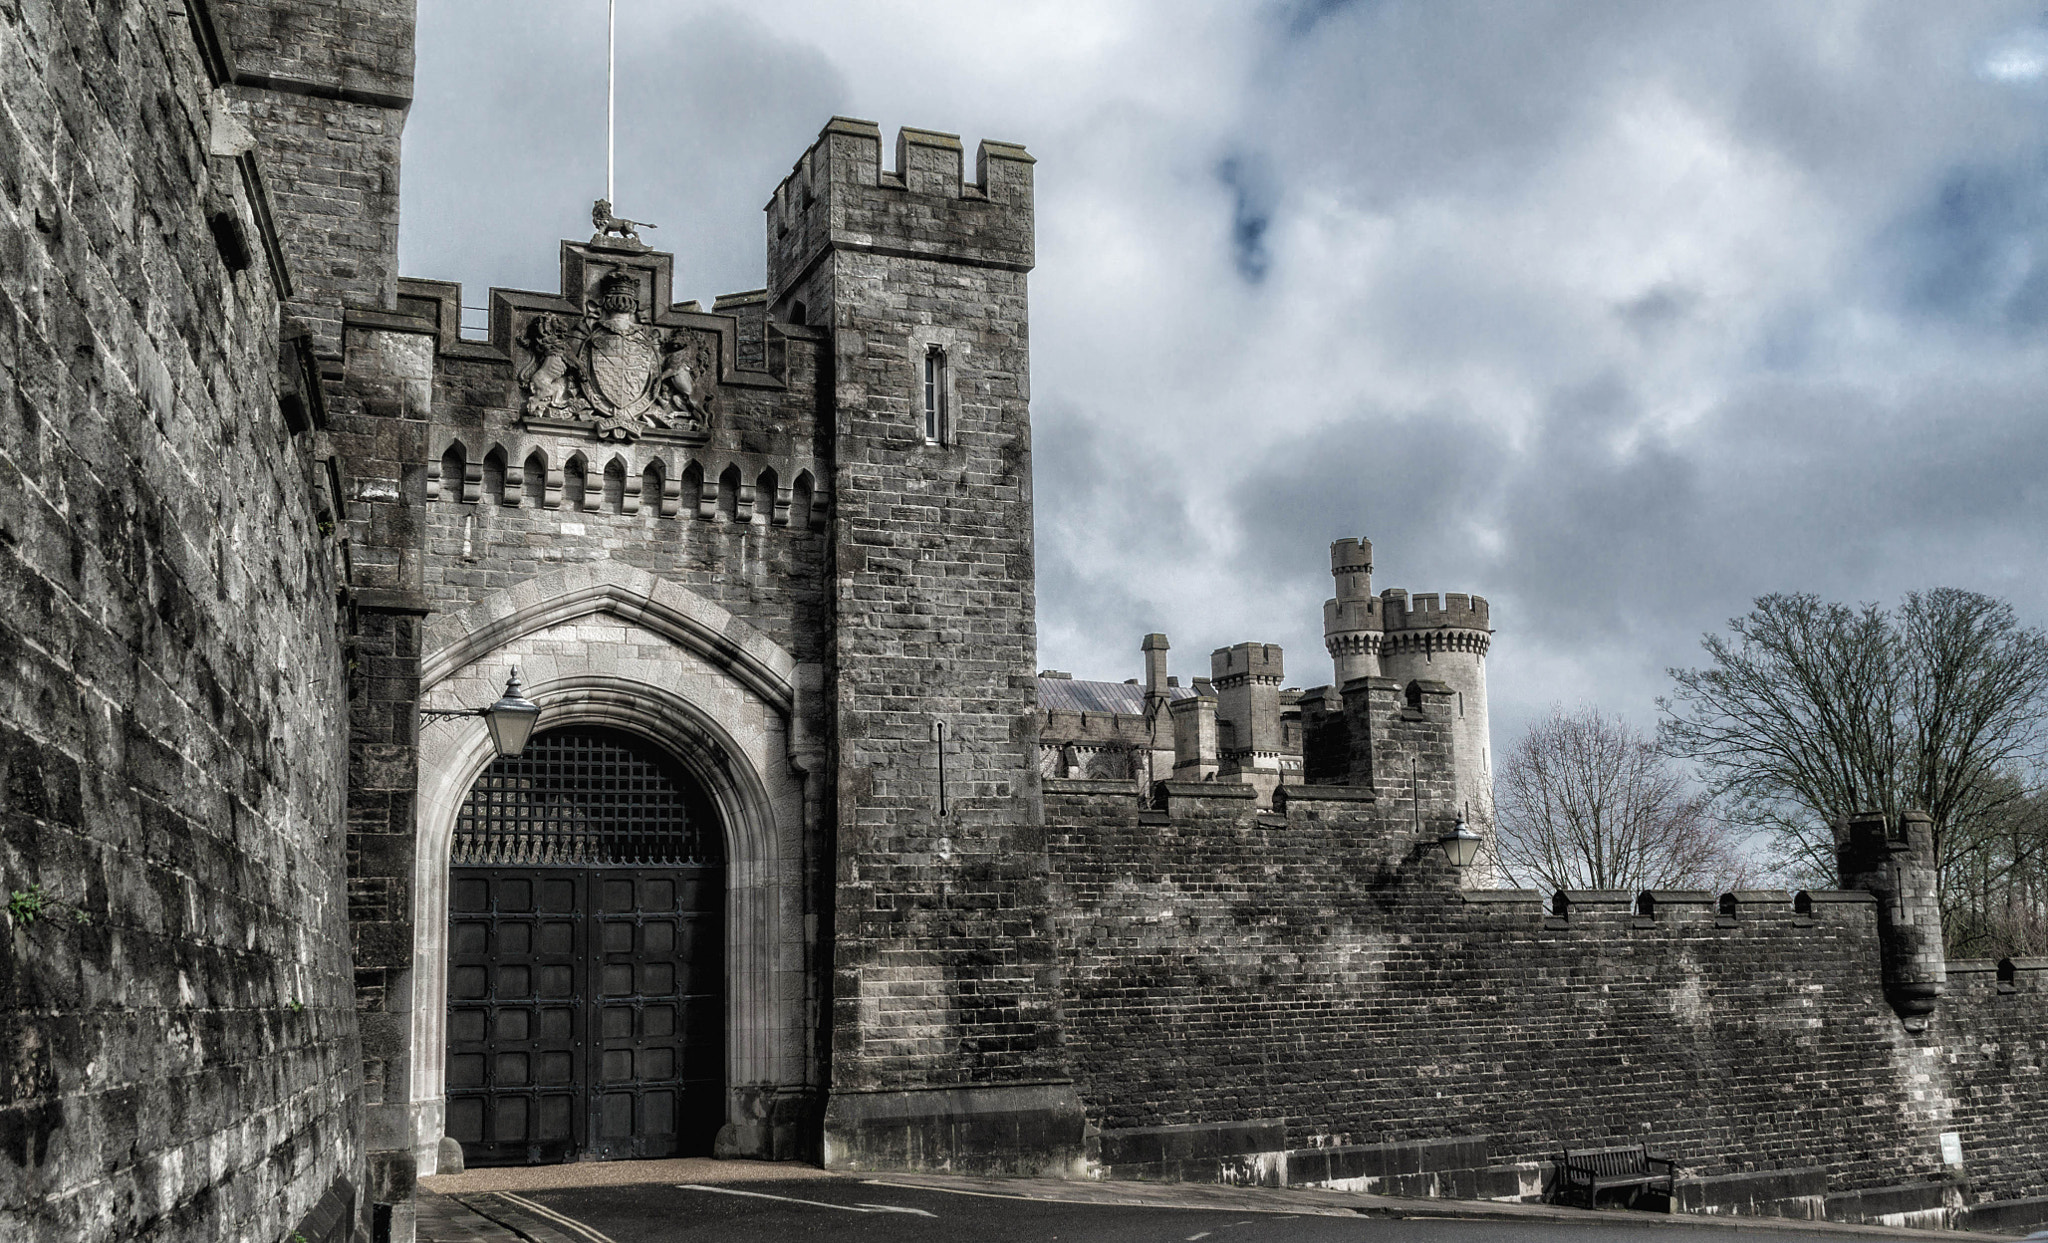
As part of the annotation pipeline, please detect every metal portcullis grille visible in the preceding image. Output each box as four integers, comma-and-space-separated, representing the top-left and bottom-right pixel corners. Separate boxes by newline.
454, 728, 721, 867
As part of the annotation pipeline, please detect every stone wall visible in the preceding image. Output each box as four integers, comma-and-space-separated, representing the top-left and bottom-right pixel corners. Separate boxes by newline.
1045, 768, 2048, 1224
330, 304, 433, 1235
1945, 960, 2048, 1209
214, 0, 413, 362
354, 246, 840, 1172
401, 267, 834, 665
760, 119, 1079, 1171
0, 4, 359, 1241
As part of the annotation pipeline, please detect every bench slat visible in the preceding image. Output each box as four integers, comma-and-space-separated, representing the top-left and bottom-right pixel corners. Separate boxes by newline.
1556, 1145, 1676, 1210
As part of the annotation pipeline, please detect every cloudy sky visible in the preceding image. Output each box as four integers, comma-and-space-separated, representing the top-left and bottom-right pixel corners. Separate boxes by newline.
400, 1, 2048, 750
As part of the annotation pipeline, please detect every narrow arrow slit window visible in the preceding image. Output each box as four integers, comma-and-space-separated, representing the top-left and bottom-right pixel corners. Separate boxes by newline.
923, 345, 949, 445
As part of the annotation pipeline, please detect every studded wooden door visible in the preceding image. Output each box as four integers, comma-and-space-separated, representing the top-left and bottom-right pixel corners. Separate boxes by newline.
444, 728, 725, 1167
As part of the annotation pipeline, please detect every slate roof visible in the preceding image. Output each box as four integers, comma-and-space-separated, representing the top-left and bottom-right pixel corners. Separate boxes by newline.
1035, 677, 1195, 715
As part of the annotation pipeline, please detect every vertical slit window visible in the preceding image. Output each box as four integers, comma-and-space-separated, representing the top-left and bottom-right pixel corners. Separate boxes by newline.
923, 345, 948, 445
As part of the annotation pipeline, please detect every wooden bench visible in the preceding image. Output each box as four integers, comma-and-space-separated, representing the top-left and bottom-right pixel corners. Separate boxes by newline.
1556, 1145, 1677, 1210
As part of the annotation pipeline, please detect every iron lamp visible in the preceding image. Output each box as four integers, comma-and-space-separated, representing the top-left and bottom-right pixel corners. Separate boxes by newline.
422, 668, 542, 759
1439, 809, 1483, 869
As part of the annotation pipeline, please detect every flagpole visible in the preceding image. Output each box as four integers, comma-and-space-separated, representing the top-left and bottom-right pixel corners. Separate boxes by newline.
607, 0, 616, 205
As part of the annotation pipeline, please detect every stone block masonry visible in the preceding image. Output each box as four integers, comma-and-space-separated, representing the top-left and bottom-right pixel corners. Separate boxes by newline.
364, 232, 841, 1176
1945, 958, 2048, 1218
15, 1, 2048, 1231
0, 3, 360, 1241
214, 0, 414, 363
1044, 769, 2048, 1224
761, 118, 1080, 1172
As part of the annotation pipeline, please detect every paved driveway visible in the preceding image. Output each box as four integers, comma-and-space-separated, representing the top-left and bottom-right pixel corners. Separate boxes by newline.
419, 1165, 2004, 1243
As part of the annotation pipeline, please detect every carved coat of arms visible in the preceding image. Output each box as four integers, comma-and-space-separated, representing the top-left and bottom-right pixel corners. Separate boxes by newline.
517, 268, 715, 440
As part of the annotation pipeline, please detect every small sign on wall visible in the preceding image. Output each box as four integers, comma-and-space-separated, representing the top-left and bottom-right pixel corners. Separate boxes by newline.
1940, 1131, 1965, 1169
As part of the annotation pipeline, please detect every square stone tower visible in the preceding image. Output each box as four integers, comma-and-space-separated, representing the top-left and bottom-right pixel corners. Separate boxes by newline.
766, 120, 1082, 1172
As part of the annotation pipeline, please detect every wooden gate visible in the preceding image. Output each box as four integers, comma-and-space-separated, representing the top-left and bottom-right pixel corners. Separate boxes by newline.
443, 729, 725, 1166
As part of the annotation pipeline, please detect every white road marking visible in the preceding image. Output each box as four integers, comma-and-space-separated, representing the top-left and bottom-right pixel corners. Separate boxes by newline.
676, 1183, 938, 1217
1187, 1233, 1212, 1240
854, 1202, 942, 1217
494, 1192, 619, 1243
860, 1181, 1348, 1219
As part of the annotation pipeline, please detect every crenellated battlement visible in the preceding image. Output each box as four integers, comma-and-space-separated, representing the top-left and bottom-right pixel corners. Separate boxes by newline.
768, 119, 1034, 212
1211, 642, 1285, 687
1323, 595, 1385, 638
765, 117, 1035, 307
1381, 588, 1491, 633
1330, 536, 1375, 598
1947, 955, 2048, 999
1043, 778, 1903, 948
1323, 553, 1492, 677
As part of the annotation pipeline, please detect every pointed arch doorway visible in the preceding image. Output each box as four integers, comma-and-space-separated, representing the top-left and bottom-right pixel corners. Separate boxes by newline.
443, 726, 726, 1165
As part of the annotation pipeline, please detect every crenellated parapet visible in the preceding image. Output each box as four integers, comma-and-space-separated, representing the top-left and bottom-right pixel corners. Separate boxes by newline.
1322, 537, 1385, 684
1380, 590, 1492, 649
1321, 540, 1495, 672
765, 117, 1035, 318
1210, 642, 1286, 689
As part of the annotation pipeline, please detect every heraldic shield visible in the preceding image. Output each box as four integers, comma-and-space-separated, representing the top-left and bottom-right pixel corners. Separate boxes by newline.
517, 266, 717, 442
584, 324, 661, 424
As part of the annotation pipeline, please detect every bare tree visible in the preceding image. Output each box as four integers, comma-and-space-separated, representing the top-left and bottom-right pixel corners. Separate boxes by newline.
1659, 590, 2048, 921
1942, 778, 2048, 958
1494, 704, 1752, 893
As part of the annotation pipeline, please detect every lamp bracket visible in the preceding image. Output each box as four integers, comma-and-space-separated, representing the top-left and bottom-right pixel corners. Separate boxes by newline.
420, 707, 487, 722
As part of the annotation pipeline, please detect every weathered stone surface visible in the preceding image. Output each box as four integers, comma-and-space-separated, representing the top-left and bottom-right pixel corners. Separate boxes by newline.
0, 4, 359, 1240
15, 5, 2048, 1237
1047, 749, 2048, 1216
214, 0, 413, 361
760, 118, 1067, 1164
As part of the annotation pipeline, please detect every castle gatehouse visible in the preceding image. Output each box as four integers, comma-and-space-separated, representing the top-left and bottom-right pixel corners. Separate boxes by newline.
7, 6, 2048, 1241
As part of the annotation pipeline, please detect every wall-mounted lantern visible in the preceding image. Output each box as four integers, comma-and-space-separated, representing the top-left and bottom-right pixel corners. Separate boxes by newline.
421, 668, 542, 759
1439, 807, 1483, 869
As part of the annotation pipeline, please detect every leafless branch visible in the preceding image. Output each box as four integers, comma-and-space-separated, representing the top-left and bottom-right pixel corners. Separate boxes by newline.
1496, 704, 1753, 894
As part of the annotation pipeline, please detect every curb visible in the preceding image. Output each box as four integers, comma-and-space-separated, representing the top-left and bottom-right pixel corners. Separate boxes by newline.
419, 1191, 601, 1243
860, 1172, 2019, 1240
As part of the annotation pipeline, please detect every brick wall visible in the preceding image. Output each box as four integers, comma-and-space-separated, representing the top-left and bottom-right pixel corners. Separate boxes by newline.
0, 4, 359, 1240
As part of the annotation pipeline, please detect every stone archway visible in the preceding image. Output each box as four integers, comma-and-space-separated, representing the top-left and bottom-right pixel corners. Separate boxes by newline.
404, 567, 816, 1173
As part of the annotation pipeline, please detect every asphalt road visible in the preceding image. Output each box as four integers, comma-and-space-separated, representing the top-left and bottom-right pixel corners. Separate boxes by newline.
505, 1178, 1887, 1243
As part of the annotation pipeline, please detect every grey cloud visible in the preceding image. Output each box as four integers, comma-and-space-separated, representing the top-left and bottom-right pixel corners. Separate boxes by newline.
1881, 159, 2048, 333
401, 4, 846, 306
1216, 153, 1278, 282
404, 1, 2048, 758
1616, 284, 1700, 340
1033, 396, 1221, 660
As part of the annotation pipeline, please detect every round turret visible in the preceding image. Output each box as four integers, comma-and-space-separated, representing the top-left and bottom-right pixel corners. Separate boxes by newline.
1322, 537, 1384, 685
1376, 589, 1494, 881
